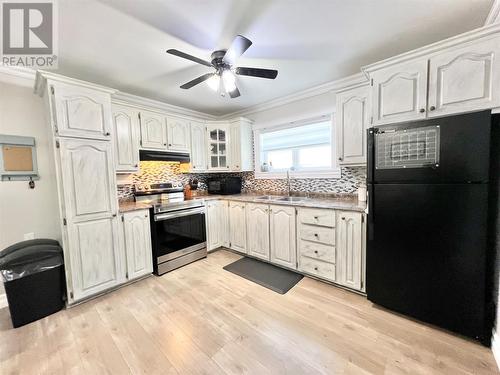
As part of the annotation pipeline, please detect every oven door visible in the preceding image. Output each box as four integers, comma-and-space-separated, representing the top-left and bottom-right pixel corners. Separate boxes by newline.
152, 207, 206, 262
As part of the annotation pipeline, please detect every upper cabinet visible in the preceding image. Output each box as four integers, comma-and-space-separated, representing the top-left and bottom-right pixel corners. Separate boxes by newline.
370, 59, 428, 125
51, 82, 113, 140
206, 123, 229, 170
190, 121, 207, 171
336, 85, 371, 166
166, 117, 190, 152
427, 38, 500, 117
229, 118, 253, 172
139, 111, 167, 150
364, 27, 500, 125
112, 104, 140, 173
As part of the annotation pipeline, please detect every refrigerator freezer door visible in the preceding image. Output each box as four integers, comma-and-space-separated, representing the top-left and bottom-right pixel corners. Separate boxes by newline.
366, 183, 489, 342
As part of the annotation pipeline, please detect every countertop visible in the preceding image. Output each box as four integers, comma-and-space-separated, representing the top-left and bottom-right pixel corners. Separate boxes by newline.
119, 193, 366, 213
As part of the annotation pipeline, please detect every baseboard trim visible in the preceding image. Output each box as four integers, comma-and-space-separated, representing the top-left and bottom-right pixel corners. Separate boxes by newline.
0, 293, 8, 309
492, 329, 500, 371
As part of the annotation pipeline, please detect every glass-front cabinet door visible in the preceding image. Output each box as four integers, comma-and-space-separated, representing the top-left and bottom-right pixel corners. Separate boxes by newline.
207, 124, 229, 170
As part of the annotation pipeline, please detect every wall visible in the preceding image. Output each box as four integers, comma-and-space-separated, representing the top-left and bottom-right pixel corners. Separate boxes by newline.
0, 82, 61, 301
0, 82, 60, 248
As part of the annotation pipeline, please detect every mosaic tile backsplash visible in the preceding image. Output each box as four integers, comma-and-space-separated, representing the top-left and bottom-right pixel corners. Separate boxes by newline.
117, 161, 366, 200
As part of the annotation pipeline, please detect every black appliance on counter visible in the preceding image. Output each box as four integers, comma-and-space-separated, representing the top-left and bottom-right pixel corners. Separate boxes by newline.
207, 176, 242, 195
366, 110, 499, 346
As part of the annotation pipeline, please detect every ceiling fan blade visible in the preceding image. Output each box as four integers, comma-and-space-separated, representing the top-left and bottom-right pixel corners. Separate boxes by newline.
235, 67, 278, 79
222, 35, 252, 65
166, 49, 212, 67
180, 73, 214, 89
228, 86, 240, 98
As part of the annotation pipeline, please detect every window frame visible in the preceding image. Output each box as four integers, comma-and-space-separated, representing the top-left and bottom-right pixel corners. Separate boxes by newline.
253, 114, 340, 179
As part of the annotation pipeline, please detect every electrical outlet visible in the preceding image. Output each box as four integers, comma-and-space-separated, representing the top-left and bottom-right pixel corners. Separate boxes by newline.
23, 232, 35, 240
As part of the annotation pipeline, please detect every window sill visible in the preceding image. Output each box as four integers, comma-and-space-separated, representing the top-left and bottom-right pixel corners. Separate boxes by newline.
254, 169, 341, 179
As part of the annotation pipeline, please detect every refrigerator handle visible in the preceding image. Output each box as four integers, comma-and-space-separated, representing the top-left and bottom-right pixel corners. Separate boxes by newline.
367, 184, 374, 241
367, 128, 375, 183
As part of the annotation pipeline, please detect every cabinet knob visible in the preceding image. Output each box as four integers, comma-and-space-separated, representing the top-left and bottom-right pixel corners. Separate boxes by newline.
112, 213, 117, 217
314, 216, 319, 220
227, 166, 230, 169
430, 106, 436, 111
419, 108, 425, 113
105, 132, 110, 136
236, 165, 239, 168
164, 143, 167, 146
314, 233, 319, 237
314, 250, 318, 254
342, 217, 345, 220
134, 164, 138, 168
168, 143, 172, 147
338, 157, 343, 161
314, 267, 318, 271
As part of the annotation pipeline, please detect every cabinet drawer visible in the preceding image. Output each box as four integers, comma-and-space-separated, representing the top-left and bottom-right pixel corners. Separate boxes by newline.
299, 224, 335, 245
298, 208, 335, 227
299, 240, 335, 263
299, 256, 335, 282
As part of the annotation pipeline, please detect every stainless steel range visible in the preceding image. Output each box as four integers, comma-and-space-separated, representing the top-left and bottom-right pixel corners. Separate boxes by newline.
135, 183, 207, 275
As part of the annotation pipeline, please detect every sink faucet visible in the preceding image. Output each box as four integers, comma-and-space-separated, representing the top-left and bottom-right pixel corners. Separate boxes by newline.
286, 169, 291, 196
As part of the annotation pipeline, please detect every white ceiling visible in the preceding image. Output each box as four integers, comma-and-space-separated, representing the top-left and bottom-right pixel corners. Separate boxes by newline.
55, 0, 494, 116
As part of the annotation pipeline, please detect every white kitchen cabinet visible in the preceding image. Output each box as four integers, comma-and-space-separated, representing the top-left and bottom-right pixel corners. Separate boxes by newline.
51, 82, 113, 140
139, 111, 167, 150
167, 117, 190, 152
371, 59, 428, 125
269, 205, 296, 269
112, 104, 140, 173
336, 211, 364, 291
427, 37, 500, 117
228, 201, 247, 254
229, 118, 253, 172
335, 85, 371, 166
246, 203, 270, 261
122, 209, 153, 280
58, 137, 122, 302
206, 123, 229, 170
206, 200, 229, 251
190, 121, 207, 172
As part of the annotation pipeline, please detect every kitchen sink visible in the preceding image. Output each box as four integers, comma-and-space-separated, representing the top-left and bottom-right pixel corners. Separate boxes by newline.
255, 195, 278, 200
276, 196, 305, 202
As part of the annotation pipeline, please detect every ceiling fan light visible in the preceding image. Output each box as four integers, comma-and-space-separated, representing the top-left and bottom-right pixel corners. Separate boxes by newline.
222, 70, 236, 92
206, 74, 219, 91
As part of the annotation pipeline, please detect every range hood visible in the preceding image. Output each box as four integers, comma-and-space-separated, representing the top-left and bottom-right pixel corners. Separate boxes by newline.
139, 150, 190, 163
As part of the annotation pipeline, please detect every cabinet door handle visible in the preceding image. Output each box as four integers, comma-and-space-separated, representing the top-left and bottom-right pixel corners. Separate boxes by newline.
419, 108, 425, 113
112, 213, 117, 217
430, 106, 436, 111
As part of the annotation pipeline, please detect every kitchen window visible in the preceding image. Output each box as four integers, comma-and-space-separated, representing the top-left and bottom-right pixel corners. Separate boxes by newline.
254, 115, 340, 178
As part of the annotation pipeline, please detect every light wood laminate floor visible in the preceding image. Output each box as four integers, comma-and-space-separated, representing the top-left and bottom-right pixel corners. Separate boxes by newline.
0, 249, 497, 374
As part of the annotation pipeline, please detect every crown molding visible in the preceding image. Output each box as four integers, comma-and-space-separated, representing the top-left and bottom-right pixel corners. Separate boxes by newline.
362, 23, 500, 76
0, 66, 36, 88
112, 91, 217, 121
218, 72, 368, 119
35, 70, 117, 96
485, 0, 500, 25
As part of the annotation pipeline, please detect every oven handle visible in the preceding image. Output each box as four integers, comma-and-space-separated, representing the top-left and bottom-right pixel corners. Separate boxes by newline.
154, 207, 205, 221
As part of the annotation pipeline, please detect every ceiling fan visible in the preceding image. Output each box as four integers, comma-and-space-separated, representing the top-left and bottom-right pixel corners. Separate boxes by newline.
166, 35, 278, 98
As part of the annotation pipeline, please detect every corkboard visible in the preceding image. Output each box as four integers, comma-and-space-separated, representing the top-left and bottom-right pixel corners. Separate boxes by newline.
2, 145, 33, 171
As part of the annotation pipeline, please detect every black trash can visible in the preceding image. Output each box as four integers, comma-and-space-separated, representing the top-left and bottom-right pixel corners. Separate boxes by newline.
0, 239, 65, 328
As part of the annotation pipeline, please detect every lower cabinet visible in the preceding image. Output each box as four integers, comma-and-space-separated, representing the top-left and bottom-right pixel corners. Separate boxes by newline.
270, 205, 297, 269
206, 200, 229, 251
228, 201, 247, 253
336, 211, 364, 291
246, 203, 270, 260
122, 209, 153, 280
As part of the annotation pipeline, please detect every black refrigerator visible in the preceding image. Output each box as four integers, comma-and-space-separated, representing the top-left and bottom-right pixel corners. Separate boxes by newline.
366, 110, 499, 346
